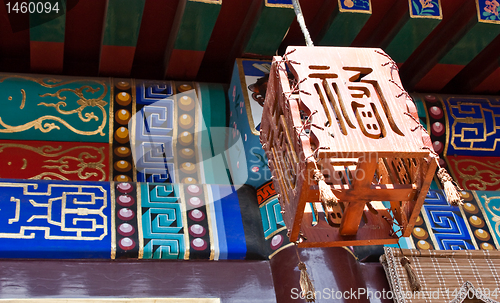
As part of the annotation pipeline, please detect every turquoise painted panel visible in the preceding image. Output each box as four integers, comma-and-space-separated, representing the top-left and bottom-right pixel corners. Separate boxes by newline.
0, 74, 110, 143
141, 183, 186, 259
227, 60, 271, 188
475, 191, 500, 246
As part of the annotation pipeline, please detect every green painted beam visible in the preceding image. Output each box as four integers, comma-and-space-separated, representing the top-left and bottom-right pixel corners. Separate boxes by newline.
102, 0, 146, 47
100, 0, 146, 75
385, 0, 442, 63
440, 22, 500, 65
244, 1, 295, 55
29, 0, 66, 42
174, 0, 222, 51
319, 0, 371, 46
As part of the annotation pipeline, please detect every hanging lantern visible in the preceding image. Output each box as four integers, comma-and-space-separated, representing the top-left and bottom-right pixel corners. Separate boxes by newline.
260, 46, 438, 247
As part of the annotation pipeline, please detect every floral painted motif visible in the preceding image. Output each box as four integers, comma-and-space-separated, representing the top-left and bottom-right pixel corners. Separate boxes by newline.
339, 0, 370, 11
482, 0, 500, 21
411, 0, 440, 17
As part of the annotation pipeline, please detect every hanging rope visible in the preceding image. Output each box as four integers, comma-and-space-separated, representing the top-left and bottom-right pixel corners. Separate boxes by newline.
295, 245, 316, 302
292, 0, 314, 47
398, 244, 421, 292
437, 167, 464, 206
383, 213, 422, 292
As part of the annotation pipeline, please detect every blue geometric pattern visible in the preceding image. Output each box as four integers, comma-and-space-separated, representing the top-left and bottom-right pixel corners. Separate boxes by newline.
260, 197, 285, 239
138, 82, 174, 105
141, 184, 185, 259
0, 180, 111, 259
135, 83, 176, 183
445, 97, 500, 156
423, 191, 475, 250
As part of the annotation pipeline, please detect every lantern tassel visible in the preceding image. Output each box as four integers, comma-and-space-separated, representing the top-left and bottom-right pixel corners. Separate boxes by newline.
298, 262, 316, 302
437, 168, 463, 206
313, 169, 339, 207
400, 256, 421, 292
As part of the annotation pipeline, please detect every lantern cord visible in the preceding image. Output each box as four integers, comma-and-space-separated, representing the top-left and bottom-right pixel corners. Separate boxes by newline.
292, 0, 314, 47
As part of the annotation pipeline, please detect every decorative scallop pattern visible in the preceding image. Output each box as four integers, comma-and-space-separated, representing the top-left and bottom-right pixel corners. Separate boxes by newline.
114, 182, 139, 258
112, 80, 135, 182
461, 191, 498, 250
183, 183, 211, 259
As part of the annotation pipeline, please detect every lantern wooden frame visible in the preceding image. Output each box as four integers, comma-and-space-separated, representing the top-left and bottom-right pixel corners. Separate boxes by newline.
260, 47, 438, 247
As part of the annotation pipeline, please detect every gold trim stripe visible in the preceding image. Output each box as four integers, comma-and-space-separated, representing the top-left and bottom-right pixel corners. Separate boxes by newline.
108, 78, 114, 181
110, 182, 116, 259
137, 183, 144, 259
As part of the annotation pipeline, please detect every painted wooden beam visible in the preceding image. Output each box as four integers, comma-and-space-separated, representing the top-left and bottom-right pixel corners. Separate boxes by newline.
413, 0, 500, 91
354, 0, 406, 48
383, 0, 442, 63
318, 0, 372, 47
29, 0, 67, 73
99, 0, 146, 77
443, 32, 500, 94
0, 1, 30, 72
197, 0, 255, 83
132, 0, 179, 79
64, 0, 107, 76
472, 66, 500, 94
278, 0, 329, 51
243, 0, 295, 56
164, 0, 222, 80
351, 0, 398, 46
399, 0, 475, 90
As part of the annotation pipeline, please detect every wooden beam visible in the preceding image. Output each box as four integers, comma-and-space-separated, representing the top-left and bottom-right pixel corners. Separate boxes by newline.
29, 0, 67, 73
99, 0, 146, 77
339, 202, 366, 236
132, 0, 179, 79
243, 0, 295, 56
64, 0, 106, 76
383, 0, 442, 63
164, 0, 222, 80
317, 0, 372, 46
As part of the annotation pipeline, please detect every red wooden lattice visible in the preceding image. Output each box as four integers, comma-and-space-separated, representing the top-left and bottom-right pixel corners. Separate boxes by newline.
260, 46, 438, 247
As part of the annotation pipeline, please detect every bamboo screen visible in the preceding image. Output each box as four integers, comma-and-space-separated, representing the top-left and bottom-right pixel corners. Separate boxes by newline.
381, 247, 500, 303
